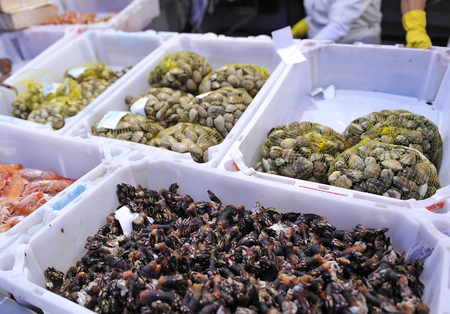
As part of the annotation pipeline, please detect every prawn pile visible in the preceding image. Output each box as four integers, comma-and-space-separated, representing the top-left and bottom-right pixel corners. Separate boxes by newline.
0, 163, 74, 233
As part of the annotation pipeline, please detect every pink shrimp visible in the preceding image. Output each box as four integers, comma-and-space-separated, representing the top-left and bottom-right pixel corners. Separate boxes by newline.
22, 180, 72, 196
18, 169, 60, 181
4, 215, 24, 227
0, 163, 23, 175
0, 223, 11, 233
0, 173, 24, 208
12, 192, 47, 215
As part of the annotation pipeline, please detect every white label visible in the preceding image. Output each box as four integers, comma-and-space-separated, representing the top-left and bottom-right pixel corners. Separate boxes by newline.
40, 76, 61, 97
96, 111, 128, 130
405, 240, 433, 263
272, 26, 307, 64
115, 206, 139, 237
196, 91, 214, 100
67, 67, 89, 79
130, 97, 148, 117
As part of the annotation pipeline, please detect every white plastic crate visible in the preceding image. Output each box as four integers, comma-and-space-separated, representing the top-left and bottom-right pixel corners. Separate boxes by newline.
64, 33, 285, 167
218, 40, 450, 213
0, 29, 164, 133
30, 0, 160, 32
0, 120, 133, 262
0, 28, 76, 76
0, 152, 449, 313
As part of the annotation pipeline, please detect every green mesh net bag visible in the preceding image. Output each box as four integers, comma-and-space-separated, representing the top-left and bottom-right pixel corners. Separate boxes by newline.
198, 63, 270, 97
328, 138, 440, 200
260, 122, 351, 183
11, 79, 45, 120
92, 111, 163, 144
148, 52, 212, 95
343, 110, 442, 166
149, 122, 224, 163
126, 87, 195, 128
180, 87, 253, 138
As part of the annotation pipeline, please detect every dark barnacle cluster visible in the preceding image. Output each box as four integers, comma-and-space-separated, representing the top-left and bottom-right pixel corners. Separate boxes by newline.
45, 183, 430, 314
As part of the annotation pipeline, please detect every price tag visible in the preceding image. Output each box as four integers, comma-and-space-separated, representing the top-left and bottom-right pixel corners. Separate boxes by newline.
67, 67, 89, 79
130, 97, 148, 117
41, 75, 61, 97
115, 206, 139, 237
96, 111, 128, 130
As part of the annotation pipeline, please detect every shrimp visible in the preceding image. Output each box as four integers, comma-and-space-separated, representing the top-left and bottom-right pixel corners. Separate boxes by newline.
0, 173, 24, 208
22, 180, 72, 196
0, 163, 23, 174
12, 192, 47, 215
4, 215, 24, 227
18, 169, 60, 181
0, 223, 11, 233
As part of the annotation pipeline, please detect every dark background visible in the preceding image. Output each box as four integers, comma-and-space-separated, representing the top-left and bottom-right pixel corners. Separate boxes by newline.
148, 0, 450, 46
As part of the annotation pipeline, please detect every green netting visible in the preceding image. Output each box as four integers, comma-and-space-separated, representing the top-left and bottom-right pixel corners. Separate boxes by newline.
126, 87, 195, 128
148, 52, 212, 95
260, 122, 351, 183
92, 112, 163, 144
149, 122, 224, 163
328, 138, 440, 200
343, 110, 442, 166
198, 63, 270, 97
180, 87, 253, 138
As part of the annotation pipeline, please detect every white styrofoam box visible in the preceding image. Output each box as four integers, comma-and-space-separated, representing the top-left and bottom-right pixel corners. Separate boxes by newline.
0, 28, 76, 75
64, 33, 285, 167
218, 41, 450, 213
0, 120, 133, 262
31, 0, 160, 32
0, 29, 164, 133
0, 152, 449, 313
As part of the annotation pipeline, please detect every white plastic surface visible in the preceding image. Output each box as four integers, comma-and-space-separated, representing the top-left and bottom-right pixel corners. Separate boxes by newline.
0, 154, 449, 313
64, 33, 285, 167
0, 120, 132, 261
0, 29, 164, 133
31, 0, 160, 32
218, 41, 450, 212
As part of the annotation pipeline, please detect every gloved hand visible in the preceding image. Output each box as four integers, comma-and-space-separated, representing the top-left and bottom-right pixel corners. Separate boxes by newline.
292, 19, 309, 38
402, 9, 432, 49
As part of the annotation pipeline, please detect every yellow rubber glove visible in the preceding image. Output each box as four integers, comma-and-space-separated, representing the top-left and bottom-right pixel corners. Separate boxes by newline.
402, 10, 432, 49
292, 19, 309, 38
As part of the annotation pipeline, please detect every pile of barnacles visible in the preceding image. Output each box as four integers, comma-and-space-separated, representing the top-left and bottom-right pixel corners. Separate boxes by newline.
45, 183, 429, 313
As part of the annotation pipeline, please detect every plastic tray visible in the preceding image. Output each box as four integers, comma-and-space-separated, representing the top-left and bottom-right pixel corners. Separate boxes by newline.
31, 0, 160, 32
64, 33, 285, 167
0, 152, 449, 313
0, 29, 164, 133
0, 120, 132, 262
218, 40, 450, 213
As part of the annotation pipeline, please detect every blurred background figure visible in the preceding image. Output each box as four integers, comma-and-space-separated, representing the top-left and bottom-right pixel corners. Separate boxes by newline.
291, 0, 383, 44
402, 0, 444, 48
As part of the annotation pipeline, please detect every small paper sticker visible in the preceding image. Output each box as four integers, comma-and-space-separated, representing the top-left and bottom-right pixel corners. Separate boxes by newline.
41, 76, 61, 98
272, 26, 307, 64
406, 240, 433, 263
68, 67, 89, 79
130, 98, 148, 117
115, 206, 139, 237
196, 91, 215, 100
96, 111, 128, 130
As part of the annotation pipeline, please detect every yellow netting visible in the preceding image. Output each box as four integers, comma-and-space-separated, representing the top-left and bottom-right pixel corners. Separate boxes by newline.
199, 63, 270, 97
343, 110, 442, 166
328, 138, 440, 200
148, 52, 212, 95
260, 122, 351, 183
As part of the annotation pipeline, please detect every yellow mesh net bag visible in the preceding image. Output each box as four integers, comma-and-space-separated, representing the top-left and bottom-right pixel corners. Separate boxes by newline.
328, 138, 440, 200
198, 63, 270, 97
343, 110, 442, 166
148, 52, 212, 95
260, 122, 351, 183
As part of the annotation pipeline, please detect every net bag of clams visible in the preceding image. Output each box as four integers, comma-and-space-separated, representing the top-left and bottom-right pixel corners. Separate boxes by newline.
11, 79, 45, 120
92, 111, 163, 144
180, 86, 253, 138
260, 122, 351, 183
148, 122, 224, 163
328, 139, 440, 200
126, 87, 194, 128
148, 52, 212, 95
198, 63, 270, 97
343, 110, 442, 166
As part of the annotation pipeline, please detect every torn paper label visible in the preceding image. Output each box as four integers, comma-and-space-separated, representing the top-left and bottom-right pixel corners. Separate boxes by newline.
67, 67, 89, 79
115, 206, 139, 237
96, 111, 128, 130
272, 26, 306, 64
310, 85, 335, 100
130, 97, 148, 117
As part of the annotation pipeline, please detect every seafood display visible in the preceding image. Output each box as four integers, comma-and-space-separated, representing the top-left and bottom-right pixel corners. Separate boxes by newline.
181, 87, 253, 138
0, 164, 74, 233
198, 63, 270, 97
148, 52, 212, 95
44, 10, 117, 25
92, 112, 164, 145
126, 87, 195, 128
45, 183, 429, 313
343, 110, 442, 166
260, 122, 351, 183
149, 123, 224, 163
12, 62, 132, 130
328, 139, 440, 200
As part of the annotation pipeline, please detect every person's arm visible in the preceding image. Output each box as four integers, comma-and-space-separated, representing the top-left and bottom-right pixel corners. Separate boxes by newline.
401, 0, 432, 48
